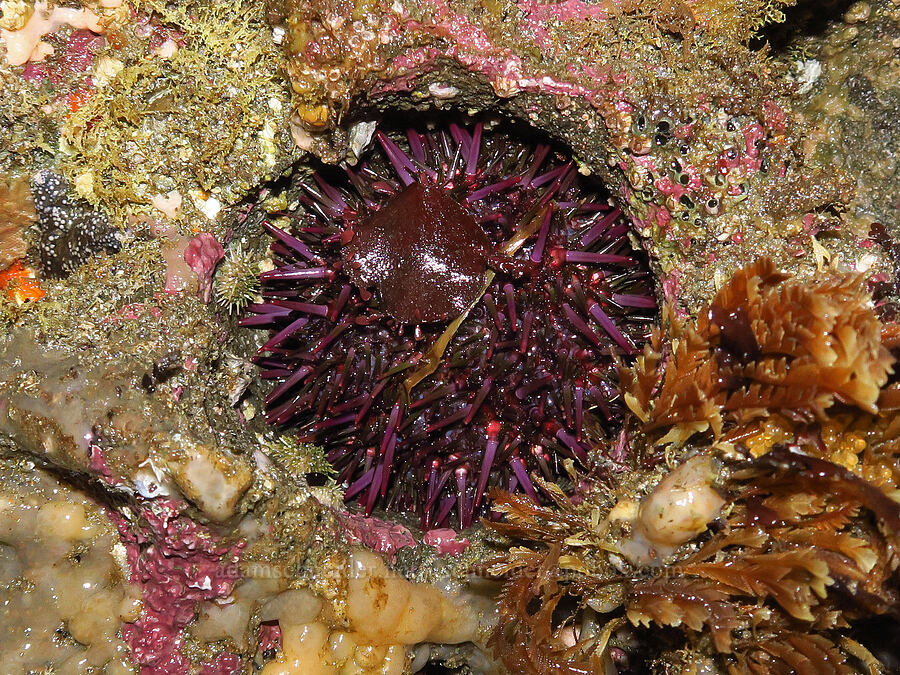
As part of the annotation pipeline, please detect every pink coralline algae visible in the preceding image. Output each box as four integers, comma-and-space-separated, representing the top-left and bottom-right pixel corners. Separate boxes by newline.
394, 0, 594, 100
258, 622, 283, 655
87, 442, 115, 480
198, 652, 243, 675
100, 301, 164, 324
132, 11, 185, 54
518, 0, 608, 22
184, 232, 225, 303
423, 528, 470, 556
337, 511, 417, 561
244, 122, 656, 529
111, 498, 243, 675
516, 0, 608, 50
21, 29, 105, 85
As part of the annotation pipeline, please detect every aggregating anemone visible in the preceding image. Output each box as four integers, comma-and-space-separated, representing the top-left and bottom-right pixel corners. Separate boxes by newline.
31, 169, 120, 278
244, 121, 657, 528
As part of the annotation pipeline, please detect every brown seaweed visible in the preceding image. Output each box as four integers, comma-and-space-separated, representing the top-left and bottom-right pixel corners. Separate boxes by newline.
485, 260, 900, 674
621, 258, 894, 447
0, 176, 34, 268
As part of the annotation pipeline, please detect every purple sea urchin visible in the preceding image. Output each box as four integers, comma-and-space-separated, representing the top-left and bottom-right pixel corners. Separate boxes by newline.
243, 122, 656, 528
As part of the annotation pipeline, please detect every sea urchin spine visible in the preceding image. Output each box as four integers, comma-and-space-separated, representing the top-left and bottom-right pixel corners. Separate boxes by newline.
243, 122, 656, 528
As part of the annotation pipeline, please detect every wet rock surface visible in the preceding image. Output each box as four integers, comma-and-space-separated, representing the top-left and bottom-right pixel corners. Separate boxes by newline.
269, 0, 884, 310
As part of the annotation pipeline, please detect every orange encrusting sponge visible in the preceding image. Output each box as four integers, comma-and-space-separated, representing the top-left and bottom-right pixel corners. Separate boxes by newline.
0, 261, 45, 303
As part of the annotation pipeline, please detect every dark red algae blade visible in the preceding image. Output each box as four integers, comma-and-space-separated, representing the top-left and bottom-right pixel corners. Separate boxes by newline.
343, 182, 491, 323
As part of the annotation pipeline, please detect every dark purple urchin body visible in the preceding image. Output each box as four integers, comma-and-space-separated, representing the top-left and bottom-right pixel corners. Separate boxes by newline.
242, 123, 656, 528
